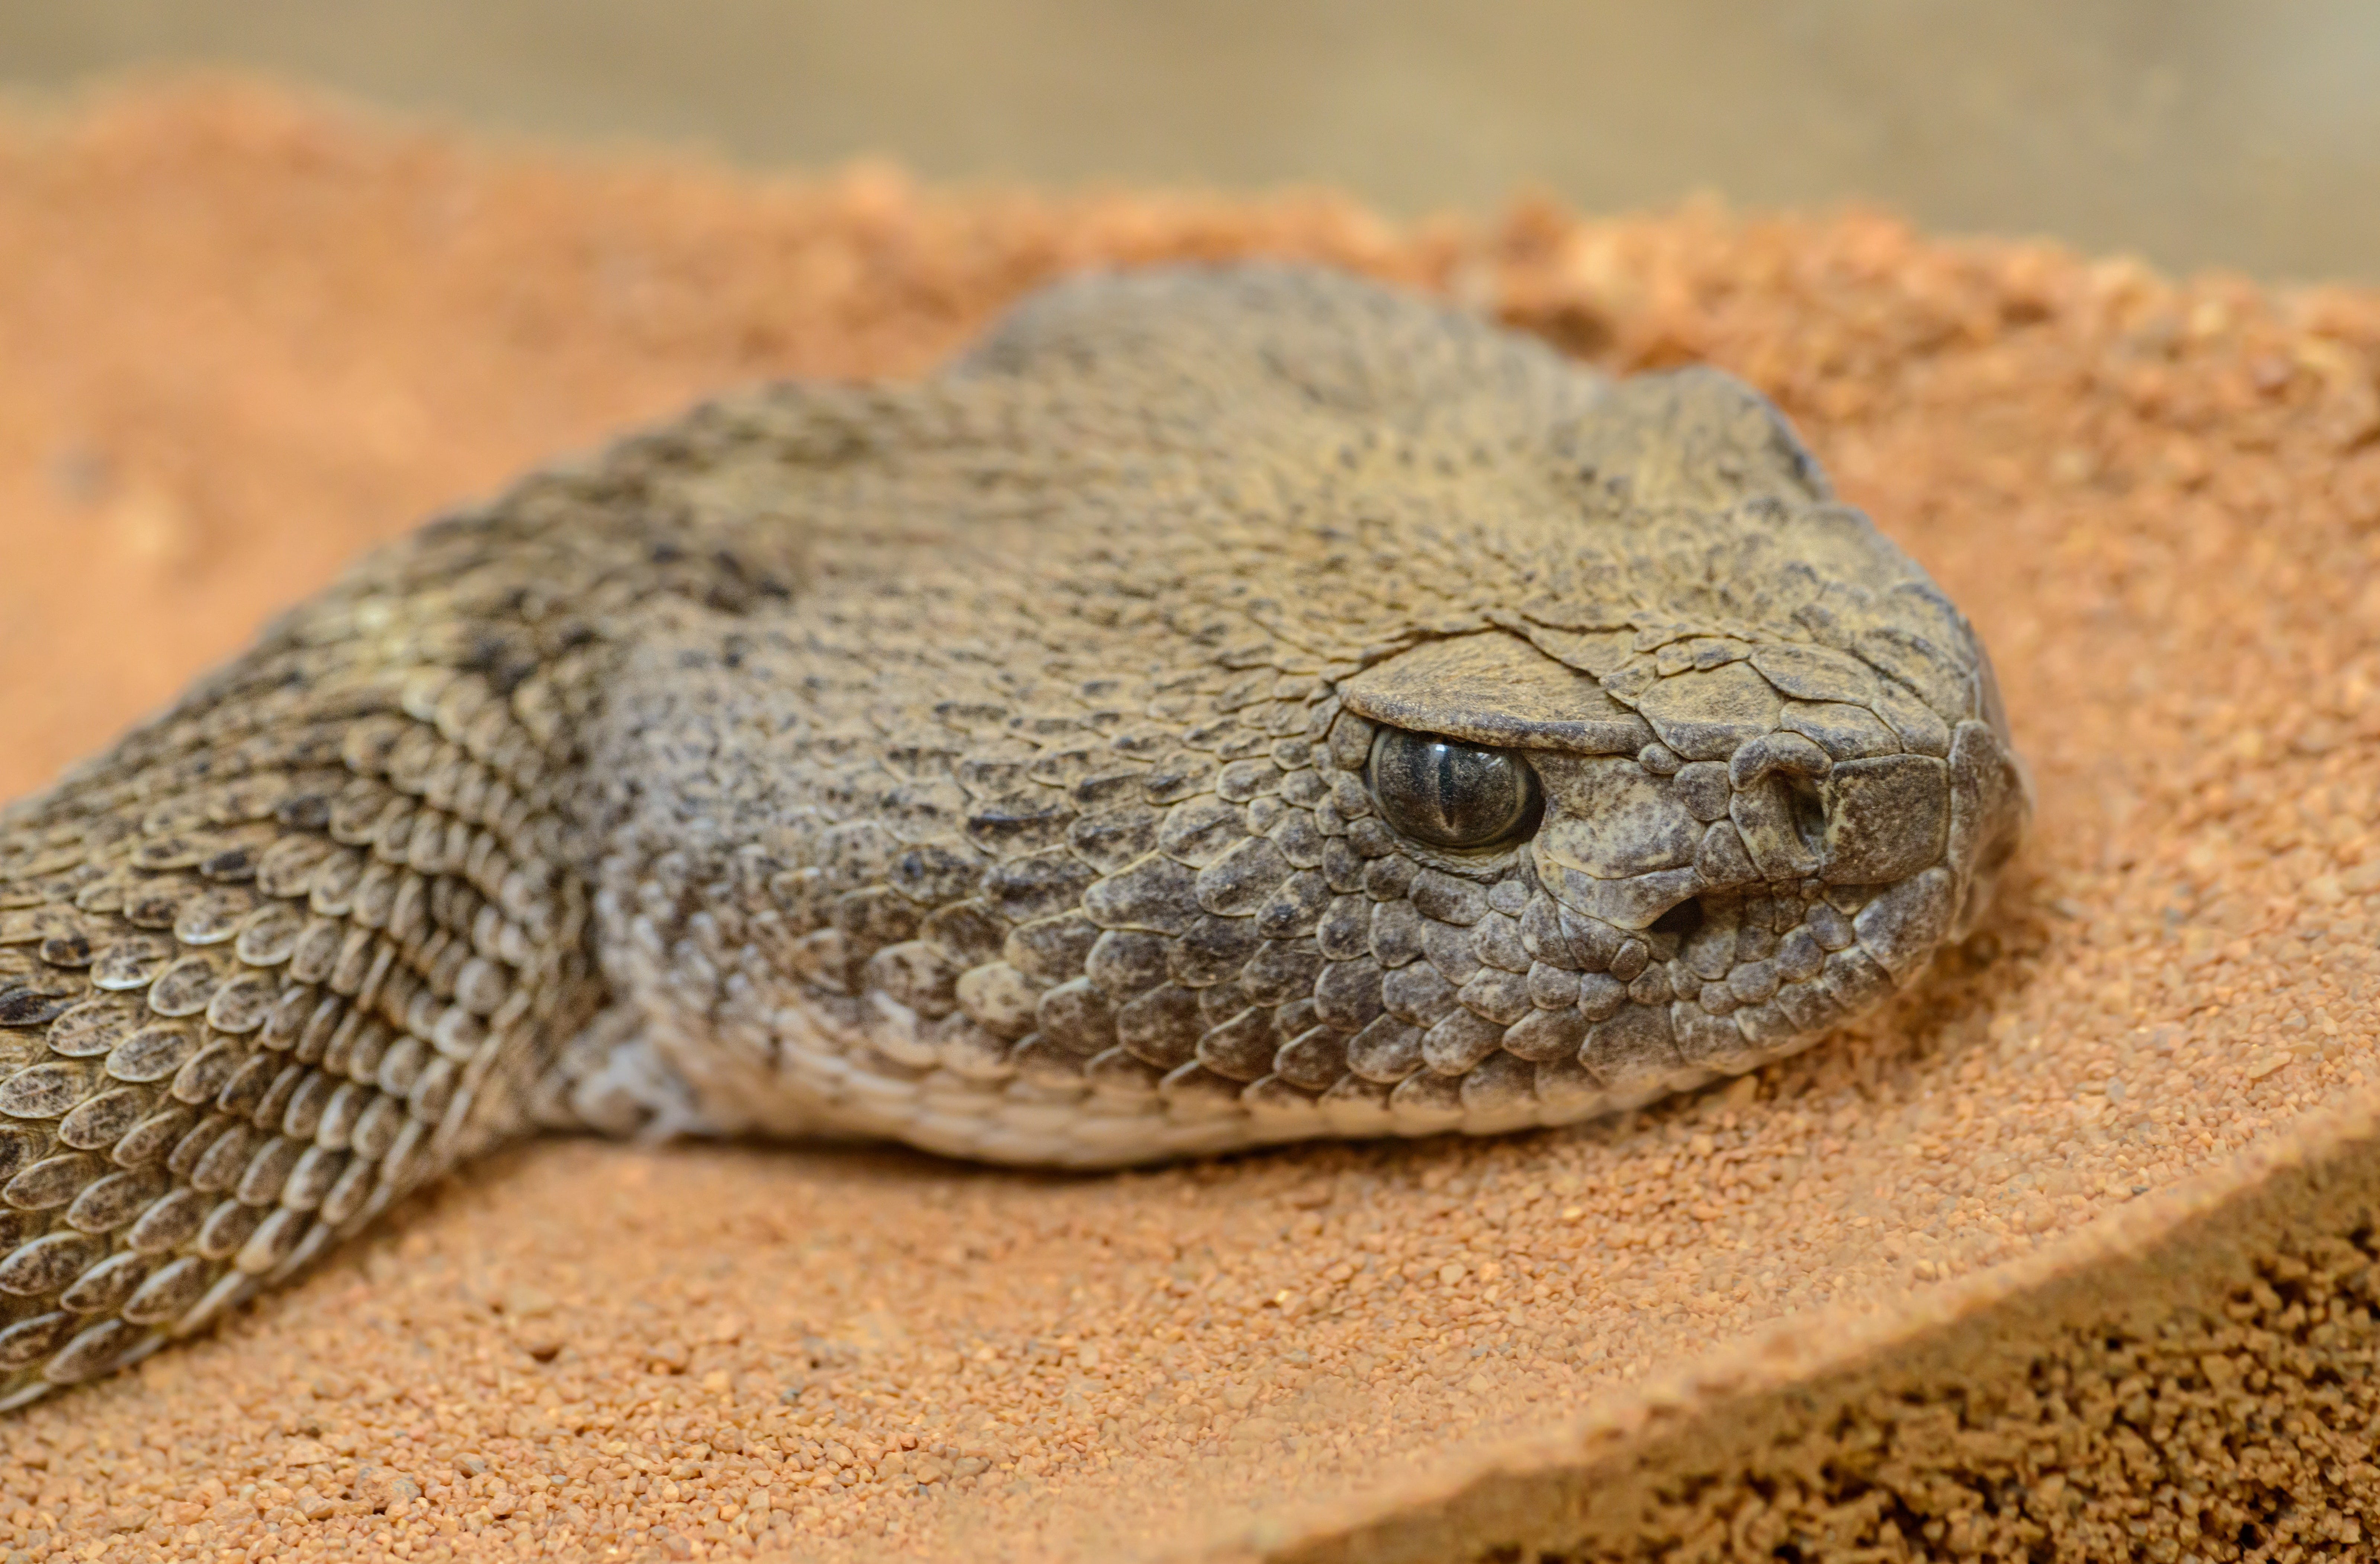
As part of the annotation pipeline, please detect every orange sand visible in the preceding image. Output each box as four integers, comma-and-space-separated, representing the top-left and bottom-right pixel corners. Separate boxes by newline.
3, 79, 2380, 1563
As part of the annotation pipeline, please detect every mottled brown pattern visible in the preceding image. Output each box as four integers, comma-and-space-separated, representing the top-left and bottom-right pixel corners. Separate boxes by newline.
0, 471, 794, 1408
0, 265, 2019, 1410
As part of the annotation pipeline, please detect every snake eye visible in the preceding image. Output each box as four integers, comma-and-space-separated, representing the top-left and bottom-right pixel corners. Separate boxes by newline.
1365, 726, 1541, 850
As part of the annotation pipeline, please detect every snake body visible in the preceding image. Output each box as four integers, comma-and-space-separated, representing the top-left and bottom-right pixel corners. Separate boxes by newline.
0, 267, 2026, 1407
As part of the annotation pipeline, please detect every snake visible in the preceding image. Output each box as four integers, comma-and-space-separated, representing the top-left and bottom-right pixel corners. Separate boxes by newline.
0, 265, 2029, 1409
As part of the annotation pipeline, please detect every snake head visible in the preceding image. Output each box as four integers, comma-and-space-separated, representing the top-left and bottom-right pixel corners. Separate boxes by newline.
595, 266, 2030, 1161
1333, 369, 2029, 1091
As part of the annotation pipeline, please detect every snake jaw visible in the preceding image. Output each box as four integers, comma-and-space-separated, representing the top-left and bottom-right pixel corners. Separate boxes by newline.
1507, 716, 1949, 1083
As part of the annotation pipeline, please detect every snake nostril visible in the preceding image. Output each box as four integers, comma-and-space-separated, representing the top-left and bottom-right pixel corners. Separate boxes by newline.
1648, 897, 1705, 940
1784, 777, 1828, 857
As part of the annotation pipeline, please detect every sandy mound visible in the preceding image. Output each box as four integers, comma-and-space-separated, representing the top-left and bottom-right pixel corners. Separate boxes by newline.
3, 79, 2379, 1563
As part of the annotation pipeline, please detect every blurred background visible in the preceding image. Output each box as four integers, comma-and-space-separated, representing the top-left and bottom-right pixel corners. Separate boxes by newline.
1, 0, 2375, 284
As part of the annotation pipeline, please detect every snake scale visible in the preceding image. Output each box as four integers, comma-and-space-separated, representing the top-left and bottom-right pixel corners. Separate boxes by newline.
0, 266, 2028, 1410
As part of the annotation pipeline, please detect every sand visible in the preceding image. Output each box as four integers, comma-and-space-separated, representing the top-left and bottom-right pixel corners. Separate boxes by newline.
3, 78, 2380, 1564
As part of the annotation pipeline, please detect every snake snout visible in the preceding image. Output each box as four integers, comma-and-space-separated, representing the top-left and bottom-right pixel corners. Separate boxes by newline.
1717, 730, 1951, 891
1529, 731, 1955, 940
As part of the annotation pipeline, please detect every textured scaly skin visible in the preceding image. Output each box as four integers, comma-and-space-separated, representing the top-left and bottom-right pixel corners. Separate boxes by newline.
0, 267, 2027, 1408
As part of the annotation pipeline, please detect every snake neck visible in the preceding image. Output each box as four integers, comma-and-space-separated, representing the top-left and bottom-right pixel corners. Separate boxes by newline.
0, 413, 809, 1406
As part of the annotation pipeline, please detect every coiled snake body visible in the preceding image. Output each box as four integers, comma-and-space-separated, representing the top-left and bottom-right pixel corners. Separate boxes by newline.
0, 267, 2027, 1408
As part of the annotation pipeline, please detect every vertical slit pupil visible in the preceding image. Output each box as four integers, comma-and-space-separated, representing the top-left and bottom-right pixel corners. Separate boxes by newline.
1430, 741, 1464, 837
